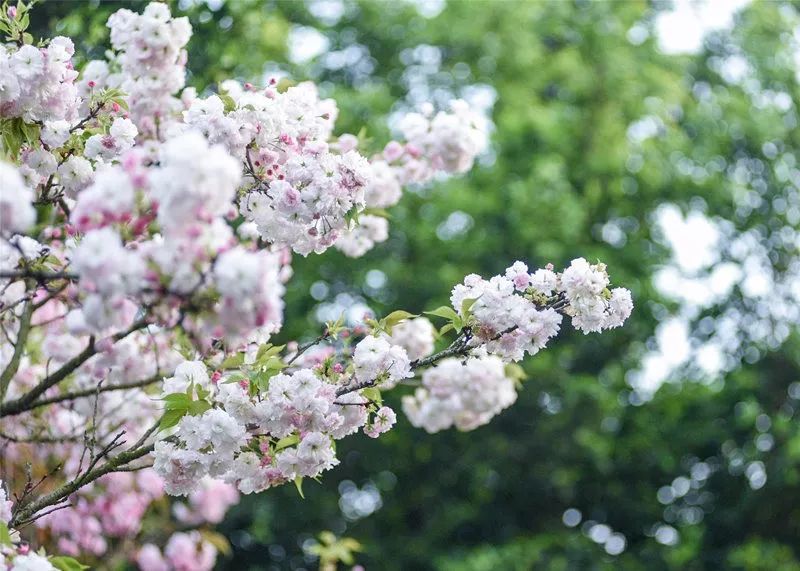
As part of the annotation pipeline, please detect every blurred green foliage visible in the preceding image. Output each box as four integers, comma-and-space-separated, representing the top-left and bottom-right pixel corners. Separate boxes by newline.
30, 0, 800, 569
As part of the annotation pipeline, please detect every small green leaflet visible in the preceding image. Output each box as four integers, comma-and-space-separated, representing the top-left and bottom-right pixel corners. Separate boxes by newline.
275, 433, 300, 451
424, 305, 463, 332
220, 352, 245, 370
0, 522, 12, 546
461, 297, 479, 316
360, 387, 382, 406
158, 408, 185, 431
294, 476, 305, 499
424, 305, 459, 321
379, 310, 418, 334
50, 556, 90, 571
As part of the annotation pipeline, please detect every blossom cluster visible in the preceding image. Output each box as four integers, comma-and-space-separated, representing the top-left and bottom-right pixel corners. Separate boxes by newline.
400, 260, 633, 429
0, 36, 79, 124
154, 360, 394, 496
106, 3, 192, 136
335, 100, 489, 256
403, 355, 517, 433
450, 259, 633, 362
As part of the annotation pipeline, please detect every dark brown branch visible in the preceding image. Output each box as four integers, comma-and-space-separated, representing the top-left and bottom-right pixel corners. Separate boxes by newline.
0, 318, 149, 417
18, 374, 162, 413
0, 300, 33, 402
9, 441, 155, 527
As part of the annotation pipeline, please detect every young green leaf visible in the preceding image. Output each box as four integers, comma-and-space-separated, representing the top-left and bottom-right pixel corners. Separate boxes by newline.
50, 557, 90, 571
424, 306, 459, 322
158, 408, 186, 431
275, 433, 300, 451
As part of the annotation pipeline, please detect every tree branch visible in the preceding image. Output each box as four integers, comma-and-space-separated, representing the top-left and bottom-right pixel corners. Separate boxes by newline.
0, 269, 78, 282
9, 441, 155, 527
0, 300, 33, 402
0, 318, 149, 417
16, 374, 162, 413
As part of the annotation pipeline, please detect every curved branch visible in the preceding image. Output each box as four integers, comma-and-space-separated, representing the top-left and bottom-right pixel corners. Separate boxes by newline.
0, 269, 78, 282
17, 373, 162, 413
9, 441, 155, 527
0, 300, 33, 402
0, 318, 149, 417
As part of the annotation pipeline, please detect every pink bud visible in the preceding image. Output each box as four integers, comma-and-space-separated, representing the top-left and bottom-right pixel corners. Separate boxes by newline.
87, 80, 96, 88
7, 6, 16, 18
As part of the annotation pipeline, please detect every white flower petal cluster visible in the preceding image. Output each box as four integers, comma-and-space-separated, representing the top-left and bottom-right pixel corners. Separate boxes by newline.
364, 405, 397, 438
451, 268, 563, 362
106, 3, 191, 135
0, 37, 80, 123
254, 369, 342, 439
57, 156, 94, 193
69, 227, 145, 332
212, 247, 285, 342
449, 259, 633, 360
352, 335, 412, 388
71, 164, 136, 231
240, 149, 371, 255
0, 480, 12, 524
402, 356, 516, 433
161, 361, 211, 396
175, 408, 248, 474
397, 99, 489, 178
334, 214, 389, 258
0, 162, 36, 234
561, 258, 633, 333
149, 131, 241, 233
385, 317, 436, 361
84, 117, 138, 162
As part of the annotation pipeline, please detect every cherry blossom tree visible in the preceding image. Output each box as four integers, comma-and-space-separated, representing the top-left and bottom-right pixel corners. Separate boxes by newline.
0, 2, 632, 569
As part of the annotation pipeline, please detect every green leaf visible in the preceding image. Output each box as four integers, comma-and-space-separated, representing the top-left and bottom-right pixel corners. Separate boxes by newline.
158, 408, 186, 431
0, 522, 12, 546
461, 297, 479, 316
220, 352, 245, 370
361, 387, 382, 405
256, 343, 285, 362
294, 476, 305, 499
218, 92, 237, 113
188, 399, 211, 416
383, 310, 418, 329
424, 305, 460, 322
362, 207, 391, 219
344, 205, 361, 227
221, 372, 247, 384
504, 363, 527, 382
262, 356, 287, 371
161, 392, 191, 409
275, 433, 300, 451
439, 323, 455, 336
50, 557, 89, 571
199, 530, 231, 557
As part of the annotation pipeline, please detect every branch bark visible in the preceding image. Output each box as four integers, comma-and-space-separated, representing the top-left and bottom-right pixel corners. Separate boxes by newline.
0, 300, 33, 402
9, 441, 156, 527
0, 318, 149, 417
